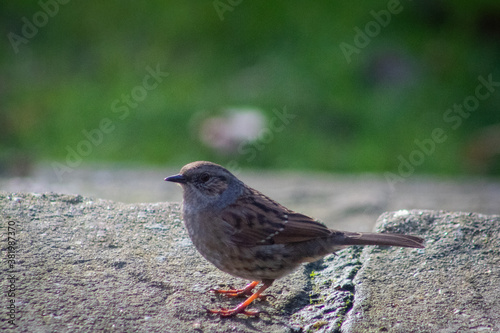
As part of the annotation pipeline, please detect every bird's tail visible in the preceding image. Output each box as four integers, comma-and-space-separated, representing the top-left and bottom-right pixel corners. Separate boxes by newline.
336, 232, 425, 248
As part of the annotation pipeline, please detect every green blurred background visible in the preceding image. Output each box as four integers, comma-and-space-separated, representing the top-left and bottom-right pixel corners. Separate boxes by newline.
1, 0, 500, 177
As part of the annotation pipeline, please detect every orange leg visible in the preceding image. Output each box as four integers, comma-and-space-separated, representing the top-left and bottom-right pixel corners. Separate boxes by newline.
210, 281, 259, 298
207, 280, 274, 317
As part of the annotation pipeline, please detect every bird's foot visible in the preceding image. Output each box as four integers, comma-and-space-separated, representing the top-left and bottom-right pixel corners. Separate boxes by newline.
209, 281, 259, 298
209, 287, 254, 298
206, 280, 273, 317
206, 306, 260, 317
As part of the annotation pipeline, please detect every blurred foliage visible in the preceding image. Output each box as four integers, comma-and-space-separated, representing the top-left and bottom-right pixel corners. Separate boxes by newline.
1, 0, 500, 175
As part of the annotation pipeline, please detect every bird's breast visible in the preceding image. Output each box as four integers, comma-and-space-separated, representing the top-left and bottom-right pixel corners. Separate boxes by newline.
183, 210, 233, 264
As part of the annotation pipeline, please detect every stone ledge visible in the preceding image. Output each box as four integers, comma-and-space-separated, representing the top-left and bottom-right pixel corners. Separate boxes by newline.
342, 210, 500, 333
1, 192, 498, 332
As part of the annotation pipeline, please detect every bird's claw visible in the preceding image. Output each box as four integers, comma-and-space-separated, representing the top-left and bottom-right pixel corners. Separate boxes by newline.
206, 306, 260, 317
210, 289, 247, 296
209, 287, 254, 298
209, 288, 272, 301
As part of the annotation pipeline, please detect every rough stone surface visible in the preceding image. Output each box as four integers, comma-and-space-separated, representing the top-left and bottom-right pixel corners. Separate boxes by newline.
1, 192, 499, 332
342, 210, 500, 333
0, 193, 309, 333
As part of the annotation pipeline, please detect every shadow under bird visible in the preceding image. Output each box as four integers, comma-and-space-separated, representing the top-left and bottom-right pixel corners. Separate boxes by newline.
165, 161, 425, 317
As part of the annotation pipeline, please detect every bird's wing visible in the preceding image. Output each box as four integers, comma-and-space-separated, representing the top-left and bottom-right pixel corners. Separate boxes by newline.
220, 187, 332, 247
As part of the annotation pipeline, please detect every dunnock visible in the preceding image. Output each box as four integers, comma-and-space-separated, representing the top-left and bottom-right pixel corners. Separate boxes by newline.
165, 161, 424, 317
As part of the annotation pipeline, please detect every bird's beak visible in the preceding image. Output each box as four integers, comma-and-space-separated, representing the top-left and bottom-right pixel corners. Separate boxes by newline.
164, 174, 187, 184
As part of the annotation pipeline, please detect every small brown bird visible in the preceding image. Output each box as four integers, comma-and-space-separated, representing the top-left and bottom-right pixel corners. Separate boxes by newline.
165, 161, 424, 317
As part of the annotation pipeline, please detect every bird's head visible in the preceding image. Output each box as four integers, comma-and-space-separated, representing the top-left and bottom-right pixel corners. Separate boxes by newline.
165, 161, 242, 209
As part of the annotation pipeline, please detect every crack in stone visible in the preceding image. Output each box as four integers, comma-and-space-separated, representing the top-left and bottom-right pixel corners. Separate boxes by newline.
290, 246, 364, 332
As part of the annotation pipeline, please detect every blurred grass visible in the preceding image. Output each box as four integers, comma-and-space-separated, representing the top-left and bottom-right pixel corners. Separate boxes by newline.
1, 0, 500, 175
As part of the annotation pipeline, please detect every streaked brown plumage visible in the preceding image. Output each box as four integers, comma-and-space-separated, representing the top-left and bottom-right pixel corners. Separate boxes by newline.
165, 161, 424, 317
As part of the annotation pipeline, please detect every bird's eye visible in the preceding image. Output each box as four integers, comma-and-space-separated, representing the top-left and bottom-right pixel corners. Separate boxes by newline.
199, 172, 210, 183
